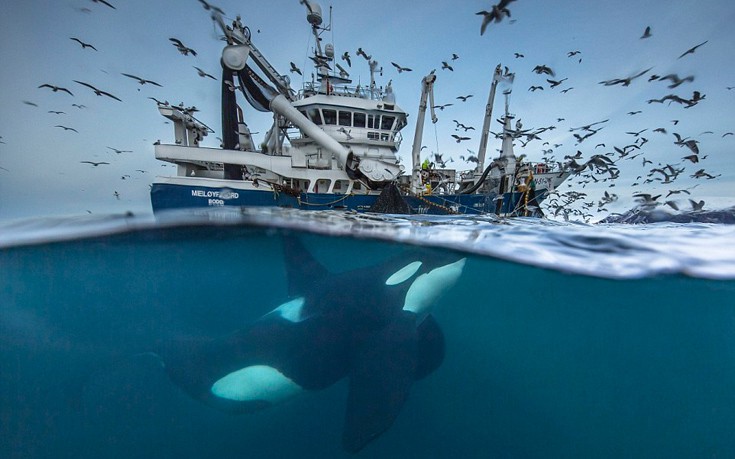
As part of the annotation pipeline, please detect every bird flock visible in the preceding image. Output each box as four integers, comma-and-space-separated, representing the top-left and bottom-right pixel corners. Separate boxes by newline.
3, 0, 227, 205
3, 0, 732, 222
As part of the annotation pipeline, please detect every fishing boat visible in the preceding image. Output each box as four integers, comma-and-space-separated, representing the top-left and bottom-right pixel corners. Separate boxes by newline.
150, 2, 571, 216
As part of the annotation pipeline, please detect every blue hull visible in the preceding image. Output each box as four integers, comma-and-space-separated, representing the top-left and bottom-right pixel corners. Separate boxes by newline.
150, 182, 548, 215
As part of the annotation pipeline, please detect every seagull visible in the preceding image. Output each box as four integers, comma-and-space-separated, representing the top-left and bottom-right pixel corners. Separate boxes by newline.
441, 61, 454, 71
689, 199, 705, 211
107, 146, 132, 154
547, 78, 567, 88
48, 110, 65, 115
477, 0, 517, 35
121, 73, 162, 87
91, 0, 116, 9
678, 40, 708, 59
72, 103, 86, 109
451, 134, 471, 143
23, 100, 39, 107
55, 125, 79, 133
532, 64, 555, 76
194, 66, 217, 80
74, 80, 122, 101
80, 160, 110, 166
391, 62, 412, 73
456, 94, 473, 101
169, 38, 197, 56
640, 26, 652, 39
356, 47, 371, 60
337, 127, 353, 140
514, 52, 524, 58
38, 84, 74, 96
341, 51, 351, 67
289, 62, 302, 75
658, 73, 694, 89
432, 103, 453, 110
599, 67, 653, 86
197, 0, 225, 15
70, 37, 97, 51
451, 53, 460, 60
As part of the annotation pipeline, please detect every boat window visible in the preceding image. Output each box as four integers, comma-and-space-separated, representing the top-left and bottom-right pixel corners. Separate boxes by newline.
395, 117, 406, 131
353, 112, 366, 128
307, 107, 323, 125
322, 109, 337, 125
367, 132, 380, 140
381, 115, 395, 131
367, 114, 378, 129
338, 111, 352, 126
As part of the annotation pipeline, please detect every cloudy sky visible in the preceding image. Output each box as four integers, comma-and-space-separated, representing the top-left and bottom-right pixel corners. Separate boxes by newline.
1, 0, 733, 221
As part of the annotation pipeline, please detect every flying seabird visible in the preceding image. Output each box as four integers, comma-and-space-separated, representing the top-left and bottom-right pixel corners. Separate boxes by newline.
451, 134, 471, 143
74, 80, 122, 101
38, 84, 74, 96
23, 100, 38, 107
55, 125, 79, 133
48, 110, 65, 115
391, 62, 412, 73
289, 62, 302, 75
356, 48, 371, 60
658, 73, 694, 89
547, 78, 567, 88
80, 161, 110, 166
599, 67, 652, 86
107, 146, 132, 154
456, 94, 473, 101
678, 40, 708, 59
91, 0, 116, 9
451, 53, 460, 60
198, 0, 225, 15
477, 0, 516, 35
121, 73, 163, 87
169, 38, 197, 56
532, 64, 555, 76
441, 61, 454, 71
70, 37, 97, 51
72, 103, 86, 109
340, 52, 351, 67
194, 66, 217, 80
640, 26, 652, 39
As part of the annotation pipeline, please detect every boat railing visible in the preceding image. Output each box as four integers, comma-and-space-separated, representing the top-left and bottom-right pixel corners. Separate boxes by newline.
297, 82, 383, 101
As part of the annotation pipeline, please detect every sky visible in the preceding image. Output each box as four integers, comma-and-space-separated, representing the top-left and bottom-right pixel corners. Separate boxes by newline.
1, 0, 734, 222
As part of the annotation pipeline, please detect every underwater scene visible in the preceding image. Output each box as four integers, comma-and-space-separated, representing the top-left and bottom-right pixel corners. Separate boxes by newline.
2, 209, 735, 458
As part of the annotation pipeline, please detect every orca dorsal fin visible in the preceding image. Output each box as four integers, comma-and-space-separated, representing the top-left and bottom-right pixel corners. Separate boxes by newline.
282, 233, 329, 297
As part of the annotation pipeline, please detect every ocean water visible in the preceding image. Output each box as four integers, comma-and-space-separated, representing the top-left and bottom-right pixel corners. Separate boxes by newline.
2, 208, 735, 458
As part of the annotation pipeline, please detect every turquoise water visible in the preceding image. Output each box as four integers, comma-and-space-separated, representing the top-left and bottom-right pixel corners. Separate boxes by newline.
2, 209, 735, 458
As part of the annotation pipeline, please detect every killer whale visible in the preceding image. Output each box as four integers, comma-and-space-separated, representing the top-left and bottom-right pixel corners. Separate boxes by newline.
155, 236, 466, 453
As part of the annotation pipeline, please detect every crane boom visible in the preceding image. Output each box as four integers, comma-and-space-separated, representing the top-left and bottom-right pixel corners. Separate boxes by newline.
409, 72, 438, 194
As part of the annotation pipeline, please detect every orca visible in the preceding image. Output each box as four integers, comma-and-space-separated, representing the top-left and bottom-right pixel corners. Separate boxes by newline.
154, 236, 466, 453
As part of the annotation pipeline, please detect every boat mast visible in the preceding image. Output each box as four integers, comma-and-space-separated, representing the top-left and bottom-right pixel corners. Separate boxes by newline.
475, 64, 503, 175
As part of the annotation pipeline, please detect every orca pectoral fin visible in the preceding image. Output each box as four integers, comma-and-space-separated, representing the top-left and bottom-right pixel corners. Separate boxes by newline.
342, 312, 418, 453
